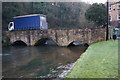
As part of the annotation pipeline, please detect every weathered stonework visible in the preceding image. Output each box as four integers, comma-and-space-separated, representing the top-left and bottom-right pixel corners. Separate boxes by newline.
6, 28, 106, 46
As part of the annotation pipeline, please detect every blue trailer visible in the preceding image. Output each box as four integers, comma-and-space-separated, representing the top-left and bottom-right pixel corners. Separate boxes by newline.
8, 14, 48, 31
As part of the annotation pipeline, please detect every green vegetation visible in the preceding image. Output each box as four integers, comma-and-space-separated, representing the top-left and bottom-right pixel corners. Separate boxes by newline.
85, 3, 106, 26
3, 2, 96, 31
65, 40, 118, 78
2, 36, 10, 46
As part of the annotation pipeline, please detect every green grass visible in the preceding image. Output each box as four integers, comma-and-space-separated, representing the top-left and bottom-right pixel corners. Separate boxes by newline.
65, 40, 118, 78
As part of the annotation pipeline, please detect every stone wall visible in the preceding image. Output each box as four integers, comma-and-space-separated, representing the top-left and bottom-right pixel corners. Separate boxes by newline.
6, 28, 106, 46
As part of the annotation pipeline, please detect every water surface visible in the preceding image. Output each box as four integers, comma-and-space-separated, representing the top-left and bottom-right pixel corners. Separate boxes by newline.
2, 46, 87, 78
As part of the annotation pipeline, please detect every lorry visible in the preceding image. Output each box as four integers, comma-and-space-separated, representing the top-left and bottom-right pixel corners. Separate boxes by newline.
8, 14, 48, 31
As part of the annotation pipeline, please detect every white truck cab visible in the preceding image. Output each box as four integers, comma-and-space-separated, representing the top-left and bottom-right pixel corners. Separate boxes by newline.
8, 22, 14, 31
40, 16, 48, 29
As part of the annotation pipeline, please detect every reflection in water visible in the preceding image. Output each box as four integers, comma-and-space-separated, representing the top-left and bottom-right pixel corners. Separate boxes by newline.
2, 46, 87, 78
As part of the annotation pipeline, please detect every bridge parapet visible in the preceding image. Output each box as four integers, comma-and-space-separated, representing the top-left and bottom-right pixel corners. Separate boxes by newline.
6, 28, 106, 46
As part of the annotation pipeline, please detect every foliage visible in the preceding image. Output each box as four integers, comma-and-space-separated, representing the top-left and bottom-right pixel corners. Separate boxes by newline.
2, 2, 96, 31
2, 36, 10, 46
85, 3, 107, 26
65, 40, 118, 78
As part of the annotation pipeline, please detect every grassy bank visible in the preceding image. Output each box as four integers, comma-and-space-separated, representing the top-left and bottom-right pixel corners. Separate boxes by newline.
65, 40, 118, 78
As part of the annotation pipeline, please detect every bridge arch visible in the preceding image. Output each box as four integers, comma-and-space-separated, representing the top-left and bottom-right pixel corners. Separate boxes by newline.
67, 41, 89, 47
34, 38, 58, 46
11, 40, 27, 46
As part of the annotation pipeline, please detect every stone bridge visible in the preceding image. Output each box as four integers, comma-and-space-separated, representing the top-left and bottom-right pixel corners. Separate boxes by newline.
6, 28, 106, 46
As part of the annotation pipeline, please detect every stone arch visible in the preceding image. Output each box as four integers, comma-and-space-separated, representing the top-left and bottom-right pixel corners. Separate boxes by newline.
11, 40, 27, 46
34, 38, 58, 46
83, 43, 89, 47
67, 41, 89, 47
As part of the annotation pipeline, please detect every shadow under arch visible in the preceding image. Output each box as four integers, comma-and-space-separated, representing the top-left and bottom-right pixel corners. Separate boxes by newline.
12, 40, 27, 46
67, 41, 89, 47
34, 38, 58, 46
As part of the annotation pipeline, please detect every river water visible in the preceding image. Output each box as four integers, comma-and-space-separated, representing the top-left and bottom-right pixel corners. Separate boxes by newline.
2, 45, 87, 78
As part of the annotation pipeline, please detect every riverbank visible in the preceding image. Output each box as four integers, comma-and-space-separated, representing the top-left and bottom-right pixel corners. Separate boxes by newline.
65, 40, 118, 78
